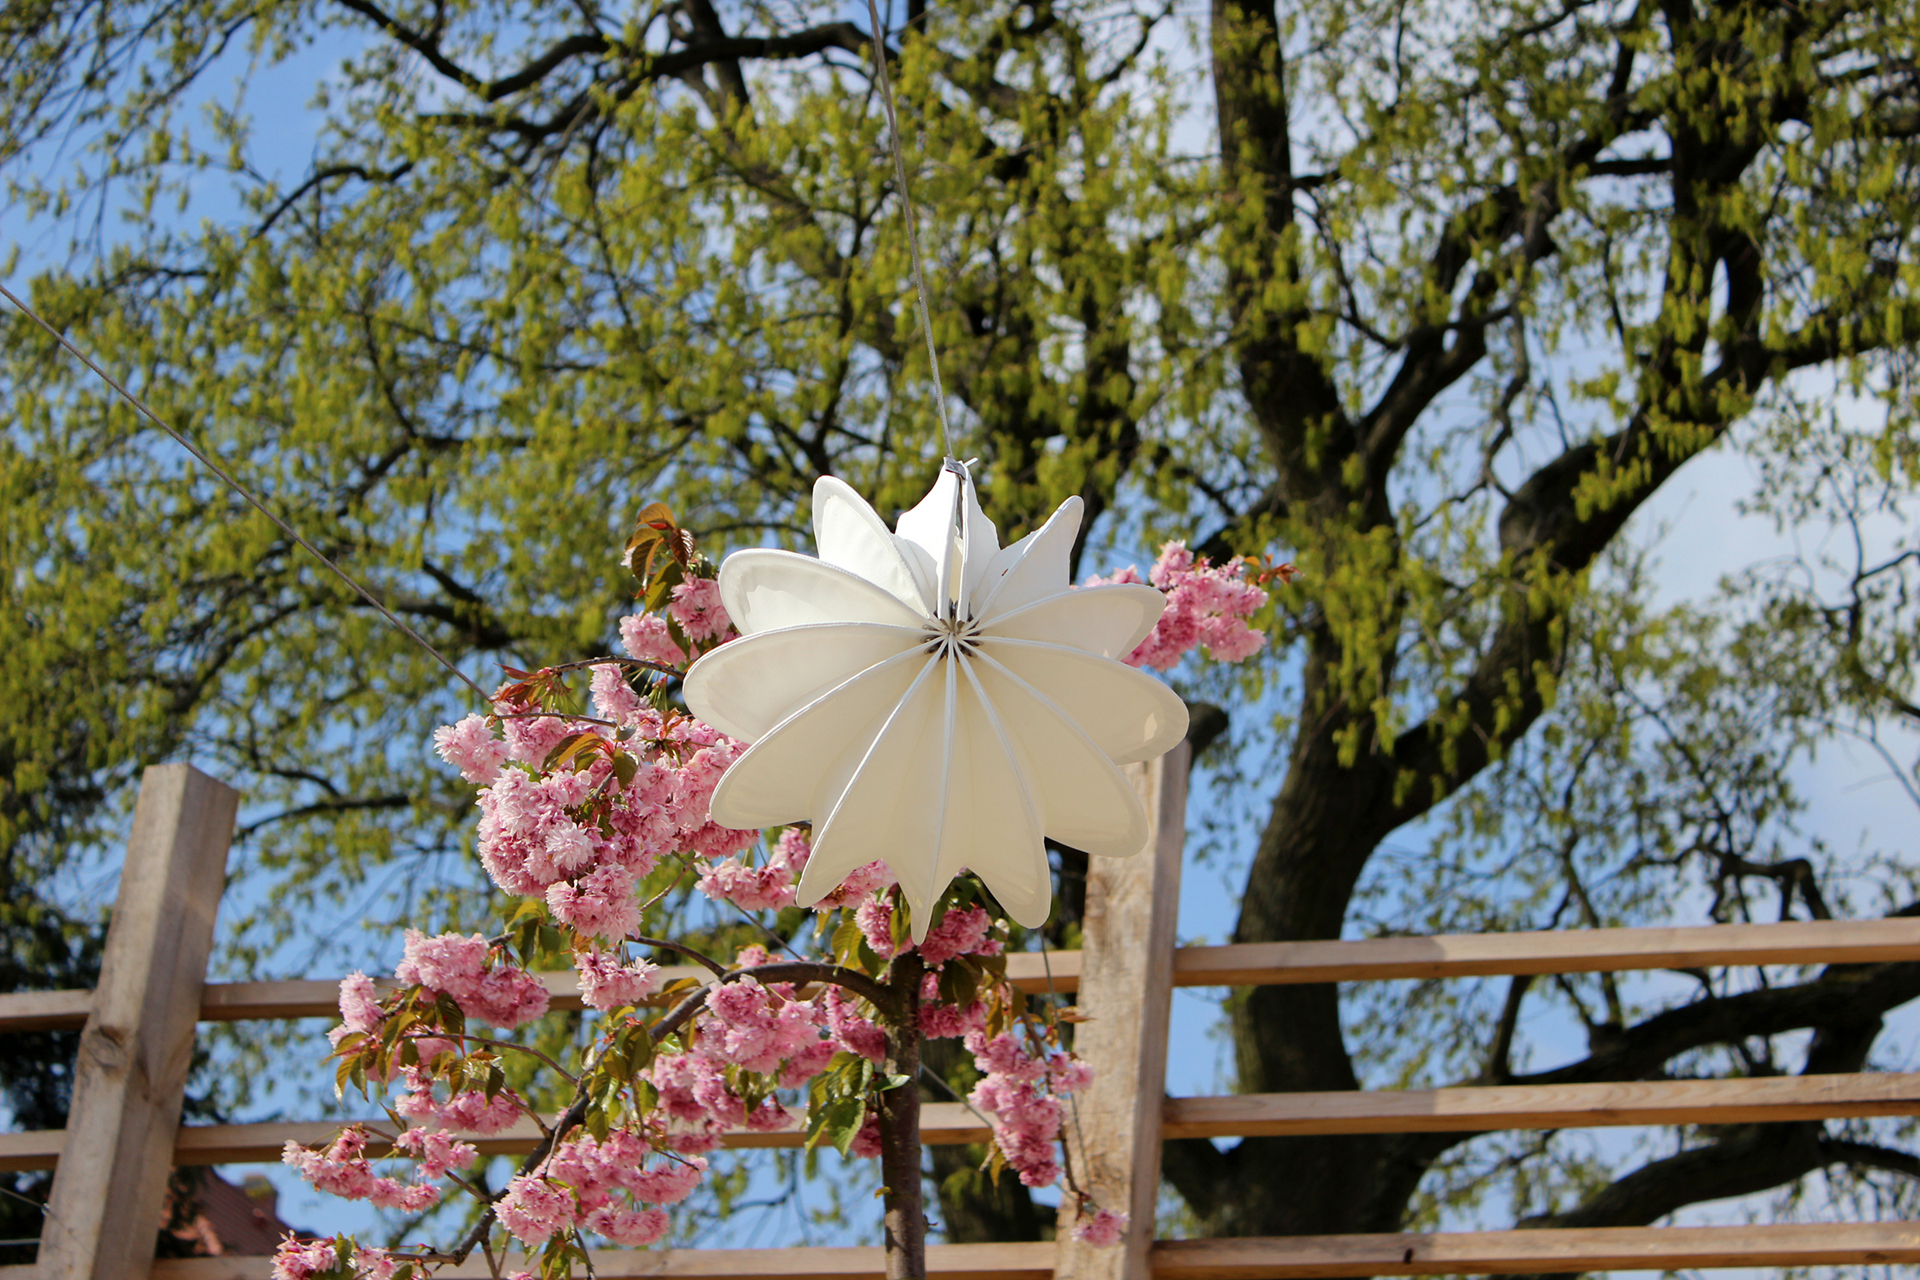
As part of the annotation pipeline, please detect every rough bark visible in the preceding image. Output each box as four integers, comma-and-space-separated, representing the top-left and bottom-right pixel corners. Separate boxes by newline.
879, 952, 928, 1280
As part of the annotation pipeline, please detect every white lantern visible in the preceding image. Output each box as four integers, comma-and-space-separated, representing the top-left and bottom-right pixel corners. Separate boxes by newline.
683, 463, 1186, 941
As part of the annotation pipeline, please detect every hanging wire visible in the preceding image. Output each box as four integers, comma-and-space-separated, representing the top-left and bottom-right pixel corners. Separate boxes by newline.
1039, 939, 1096, 1212
0, 282, 492, 707
861, 0, 957, 463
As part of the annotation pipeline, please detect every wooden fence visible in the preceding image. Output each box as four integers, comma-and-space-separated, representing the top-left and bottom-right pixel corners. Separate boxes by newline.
6, 754, 1920, 1278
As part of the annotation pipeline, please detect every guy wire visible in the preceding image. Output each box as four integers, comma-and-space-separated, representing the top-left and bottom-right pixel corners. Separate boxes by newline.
861, 0, 957, 463
0, 282, 492, 707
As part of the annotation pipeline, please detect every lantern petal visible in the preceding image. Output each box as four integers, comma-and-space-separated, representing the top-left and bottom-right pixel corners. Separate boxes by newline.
897, 659, 962, 942
970, 652, 1150, 858
980, 583, 1167, 660
812, 476, 935, 615
682, 621, 923, 742
706, 647, 930, 831
792, 656, 947, 910
951, 660, 1054, 930
719, 548, 927, 634
895, 467, 1000, 613
976, 636, 1188, 764
973, 496, 1082, 622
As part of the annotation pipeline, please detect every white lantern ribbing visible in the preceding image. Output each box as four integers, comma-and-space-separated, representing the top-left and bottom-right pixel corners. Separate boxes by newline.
683, 464, 1186, 942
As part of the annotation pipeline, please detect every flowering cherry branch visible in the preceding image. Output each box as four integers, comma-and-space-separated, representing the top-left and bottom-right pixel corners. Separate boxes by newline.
276, 516, 1278, 1280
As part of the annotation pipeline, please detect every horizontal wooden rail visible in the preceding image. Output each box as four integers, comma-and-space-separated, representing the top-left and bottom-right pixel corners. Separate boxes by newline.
5, 919, 1916, 1035
1162, 1071, 1920, 1137
8, 1073, 1917, 1174
0, 1103, 993, 1173
1, 1221, 1907, 1278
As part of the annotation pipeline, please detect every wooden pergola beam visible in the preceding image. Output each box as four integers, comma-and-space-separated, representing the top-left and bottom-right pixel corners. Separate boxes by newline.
35, 765, 239, 1280
8, 918, 1917, 1035
4, 1221, 1913, 1280
11, 1072, 1917, 1172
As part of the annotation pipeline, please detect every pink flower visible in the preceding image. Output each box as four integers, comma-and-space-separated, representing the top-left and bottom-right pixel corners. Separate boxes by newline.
393, 1127, 478, 1179
585, 1204, 671, 1246
329, 972, 385, 1050
698, 850, 798, 911
855, 896, 898, 960
621, 613, 687, 666
498, 1174, 577, 1246
1074, 1208, 1129, 1247
825, 985, 889, 1063
918, 999, 985, 1040
434, 714, 510, 783
962, 1030, 1090, 1189
576, 948, 662, 1010
407, 1082, 524, 1135
1084, 542, 1269, 670
547, 863, 640, 941
917, 906, 998, 968
848, 1112, 884, 1159
628, 1157, 706, 1205
590, 663, 644, 724
394, 930, 550, 1028
271, 1236, 341, 1280
667, 577, 732, 644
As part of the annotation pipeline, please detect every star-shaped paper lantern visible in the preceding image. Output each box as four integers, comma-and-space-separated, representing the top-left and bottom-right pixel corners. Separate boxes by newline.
682, 464, 1187, 941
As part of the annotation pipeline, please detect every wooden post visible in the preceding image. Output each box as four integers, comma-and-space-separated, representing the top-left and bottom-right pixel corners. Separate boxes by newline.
38, 764, 239, 1280
1055, 740, 1189, 1280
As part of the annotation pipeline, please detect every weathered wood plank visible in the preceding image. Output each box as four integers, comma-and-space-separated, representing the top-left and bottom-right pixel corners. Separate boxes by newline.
0, 1103, 995, 1172
1056, 743, 1190, 1280
1171, 918, 1920, 986
1147, 1221, 1920, 1277
12, 1071, 1917, 1173
37, 764, 239, 1280
30, 1241, 1060, 1279
8, 919, 1917, 1033
1162, 1071, 1920, 1137
5, 1222, 1902, 1279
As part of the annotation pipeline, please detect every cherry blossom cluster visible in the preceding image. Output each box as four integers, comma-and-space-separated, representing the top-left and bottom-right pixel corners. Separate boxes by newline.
435, 670, 756, 921
271, 1238, 411, 1280
281, 1124, 463, 1214
495, 1130, 704, 1248
695, 826, 895, 914
1086, 541, 1271, 669
965, 1029, 1095, 1187
643, 967, 835, 1153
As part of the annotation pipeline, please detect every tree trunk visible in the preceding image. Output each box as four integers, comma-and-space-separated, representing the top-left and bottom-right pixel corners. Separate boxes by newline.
879, 951, 927, 1280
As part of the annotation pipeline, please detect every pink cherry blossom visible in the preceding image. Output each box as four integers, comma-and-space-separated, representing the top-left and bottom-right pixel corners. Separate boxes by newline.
576, 948, 663, 1010
590, 662, 645, 724
547, 863, 640, 941
620, 613, 687, 666
667, 577, 732, 643
1084, 541, 1268, 670
282, 1126, 440, 1211
271, 1237, 341, 1280
584, 1204, 671, 1246
1073, 1208, 1129, 1247
392, 1127, 478, 1179
434, 714, 510, 783
394, 929, 550, 1029
824, 984, 888, 1063
497, 1173, 578, 1246
963, 1030, 1093, 1188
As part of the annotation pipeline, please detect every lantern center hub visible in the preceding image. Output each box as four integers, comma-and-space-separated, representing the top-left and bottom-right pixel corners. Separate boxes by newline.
924, 613, 981, 659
